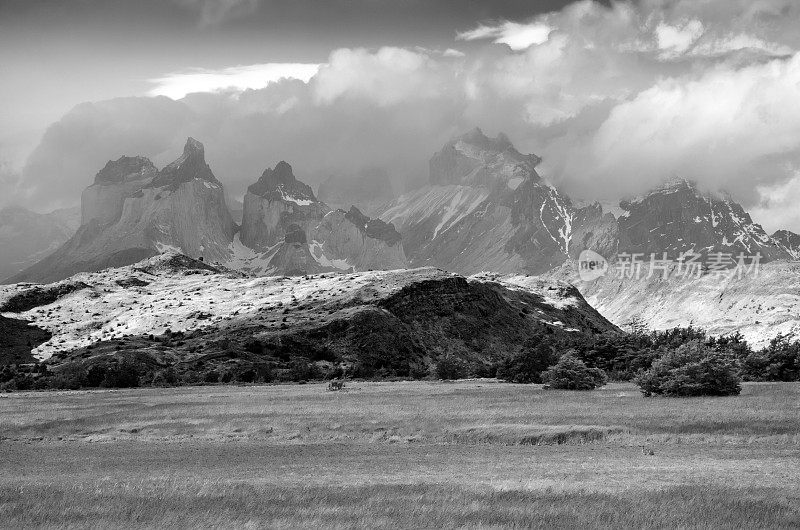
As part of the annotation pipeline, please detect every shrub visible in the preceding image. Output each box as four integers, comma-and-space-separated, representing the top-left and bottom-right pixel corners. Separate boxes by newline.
288, 358, 316, 382
0, 374, 36, 391
634, 340, 741, 397
85, 365, 107, 387
542, 353, 608, 390
49, 365, 87, 390
100, 361, 139, 388
740, 335, 800, 382
435, 355, 466, 380
496, 340, 558, 384
236, 368, 257, 383
151, 367, 178, 386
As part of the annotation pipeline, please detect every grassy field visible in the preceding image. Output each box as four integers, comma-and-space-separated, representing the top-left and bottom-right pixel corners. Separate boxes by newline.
1, 380, 799, 528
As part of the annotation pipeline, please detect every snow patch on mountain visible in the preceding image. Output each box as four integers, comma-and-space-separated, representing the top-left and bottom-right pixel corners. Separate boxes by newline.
309, 240, 352, 271
226, 233, 279, 275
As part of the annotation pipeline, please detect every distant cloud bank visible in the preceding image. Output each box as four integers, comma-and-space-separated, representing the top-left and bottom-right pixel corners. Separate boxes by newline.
16, 0, 800, 232
148, 63, 321, 99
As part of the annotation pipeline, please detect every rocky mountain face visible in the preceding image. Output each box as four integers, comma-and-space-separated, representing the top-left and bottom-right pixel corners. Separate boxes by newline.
379, 131, 791, 278
0, 206, 80, 282
5, 141, 409, 284
240, 161, 328, 252
7, 138, 236, 284
0, 253, 617, 377
377, 128, 617, 275
238, 161, 407, 275
772, 229, 800, 260
617, 179, 788, 261
81, 156, 157, 226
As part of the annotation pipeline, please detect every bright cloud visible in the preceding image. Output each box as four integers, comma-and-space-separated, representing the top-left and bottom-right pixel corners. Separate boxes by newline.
148, 63, 321, 99
312, 47, 448, 106
656, 20, 704, 58
457, 21, 552, 50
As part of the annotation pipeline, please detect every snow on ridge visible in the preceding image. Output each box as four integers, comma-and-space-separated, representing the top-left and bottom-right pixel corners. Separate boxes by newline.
280, 190, 315, 206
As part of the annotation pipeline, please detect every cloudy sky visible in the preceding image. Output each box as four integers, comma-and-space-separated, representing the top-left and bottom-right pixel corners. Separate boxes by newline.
4, 0, 800, 232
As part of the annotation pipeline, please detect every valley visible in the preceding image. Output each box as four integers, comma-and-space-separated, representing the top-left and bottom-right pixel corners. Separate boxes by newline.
1, 380, 798, 528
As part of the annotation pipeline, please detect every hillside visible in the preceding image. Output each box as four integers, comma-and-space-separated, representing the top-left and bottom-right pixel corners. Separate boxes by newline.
0, 253, 617, 379
548, 259, 800, 348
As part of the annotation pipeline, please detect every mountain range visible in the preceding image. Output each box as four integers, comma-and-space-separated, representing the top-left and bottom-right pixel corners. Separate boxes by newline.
4, 128, 800, 346
5, 138, 406, 284
0, 206, 80, 280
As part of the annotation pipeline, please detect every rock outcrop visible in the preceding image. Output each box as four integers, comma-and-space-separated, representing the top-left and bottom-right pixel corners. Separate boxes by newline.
7, 138, 236, 284
238, 162, 407, 275
240, 161, 327, 251
310, 207, 406, 272
81, 156, 157, 226
616, 179, 788, 261
772, 229, 800, 260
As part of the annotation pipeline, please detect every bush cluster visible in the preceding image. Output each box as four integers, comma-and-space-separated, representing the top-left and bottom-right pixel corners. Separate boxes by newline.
4, 322, 800, 395
542, 353, 608, 390
494, 325, 800, 396
634, 341, 741, 397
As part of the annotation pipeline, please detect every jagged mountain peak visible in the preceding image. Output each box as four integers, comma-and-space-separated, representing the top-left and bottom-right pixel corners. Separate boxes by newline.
94, 156, 157, 185
772, 229, 800, 260
430, 128, 541, 188
184, 137, 204, 155
455, 127, 513, 151
655, 177, 697, 192
150, 137, 218, 189
168, 137, 207, 168
248, 161, 316, 202
618, 177, 786, 260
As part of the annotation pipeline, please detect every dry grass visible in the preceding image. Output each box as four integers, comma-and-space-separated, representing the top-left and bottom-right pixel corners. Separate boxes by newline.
2, 482, 798, 529
1, 381, 799, 528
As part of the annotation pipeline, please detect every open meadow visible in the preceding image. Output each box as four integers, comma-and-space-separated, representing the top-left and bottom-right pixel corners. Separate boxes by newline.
1, 380, 799, 528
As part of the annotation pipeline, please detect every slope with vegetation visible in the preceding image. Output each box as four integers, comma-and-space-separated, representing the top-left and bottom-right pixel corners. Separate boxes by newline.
0, 252, 617, 390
